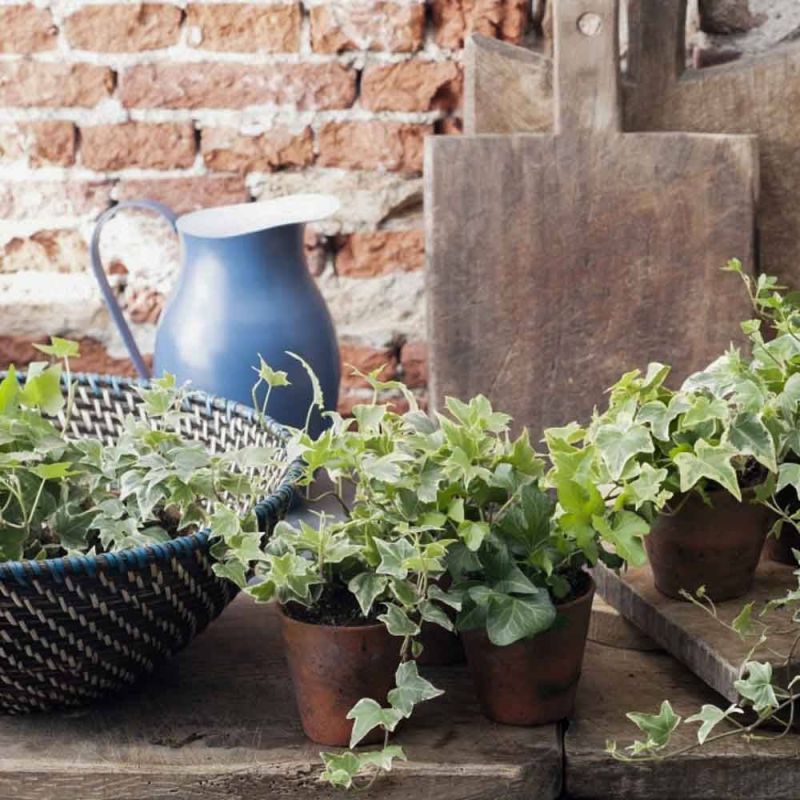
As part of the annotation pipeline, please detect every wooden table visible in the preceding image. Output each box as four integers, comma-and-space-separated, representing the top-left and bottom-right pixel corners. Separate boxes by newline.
2, 595, 799, 800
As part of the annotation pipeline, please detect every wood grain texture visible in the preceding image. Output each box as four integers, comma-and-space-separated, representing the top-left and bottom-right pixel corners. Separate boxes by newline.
0, 597, 563, 800
594, 559, 800, 703
466, 0, 800, 284
463, 35, 552, 135
426, 130, 757, 432
567, 642, 800, 800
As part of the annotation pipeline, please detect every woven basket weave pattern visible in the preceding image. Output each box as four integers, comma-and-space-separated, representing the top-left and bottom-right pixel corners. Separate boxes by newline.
0, 374, 297, 714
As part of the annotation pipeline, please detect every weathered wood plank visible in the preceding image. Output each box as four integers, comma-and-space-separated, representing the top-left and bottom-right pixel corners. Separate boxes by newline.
588, 596, 659, 651
567, 641, 800, 799
594, 560, 800, 703
0, 597, 563, 800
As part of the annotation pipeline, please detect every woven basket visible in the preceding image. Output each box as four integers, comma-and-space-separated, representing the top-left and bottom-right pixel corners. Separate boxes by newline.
0, 373, 300, 714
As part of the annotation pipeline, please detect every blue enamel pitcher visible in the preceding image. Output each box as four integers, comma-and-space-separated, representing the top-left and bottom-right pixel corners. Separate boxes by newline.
90, 193, 341, 436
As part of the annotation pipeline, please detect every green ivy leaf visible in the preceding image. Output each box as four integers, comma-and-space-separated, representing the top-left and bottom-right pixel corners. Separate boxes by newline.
387, 661, 444, 717
592, 511, 650, 567
33, 337, 80, 360
485, 591, 556, 646
374, 537, 415, 579
626, 700, 681, 750
378, 602, 420, 637
346, 698, 404, 748
594, 421, 654, 481
29, 461, 74, 481
19, 366, 63, 415
459, 519, 490, 551
348, 573, 389, 616
673, 440, 741, 500
731, 602, 755, 639
255, 357, 290, 388
725, 412, 777, 473
320, 746, 406, 789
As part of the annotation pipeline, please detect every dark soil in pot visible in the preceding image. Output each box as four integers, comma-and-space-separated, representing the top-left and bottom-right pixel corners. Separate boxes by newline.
280, 589, 400, 747
646, 491, 769, 602
462, 574, 595, 726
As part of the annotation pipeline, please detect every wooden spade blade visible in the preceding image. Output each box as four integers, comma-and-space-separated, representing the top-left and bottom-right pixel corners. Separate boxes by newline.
425, 131, 758, 432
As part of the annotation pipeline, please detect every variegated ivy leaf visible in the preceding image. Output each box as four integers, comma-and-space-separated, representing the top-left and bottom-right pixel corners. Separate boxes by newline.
777, 463, 800, 493
459, 519, 490, 551
346, 698, 404, 748
378, 602, 420, 637
679, 395, 730, 430
731, 602, 756, 639
685, 704, 744, 745
374, 537, 416, 579
626, 700, 681, 751
418, 599, 454, 631
724, 411, 777, 473
33, 336, 80, 360
320, 745, 406, 789
673, 439, 741, 500
348, 573, 389, 616
734, 661, 778, 714
388, 661, 444, 717
637, 395, 690, 442
254, 357, 290, 388
622, 463, 672, 511
592, 511, 649, 567
594, 420, 654, 482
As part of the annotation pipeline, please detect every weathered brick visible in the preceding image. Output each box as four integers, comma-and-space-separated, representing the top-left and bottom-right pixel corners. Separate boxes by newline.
310, 2, 425, 53
123, 288, 165, 324
112, 176, 249, 215
0, 122, 76, 167
318, 121, 431, 173
361, 61, 462, 112
64, 3, 182, 52
186, 3, 301, 52
0, 5, 58, 53
431, 0, 529, 48
339, 342, 398, 389
0, 63, 114, 108
399, 340, 427, 389
0, 229, 87, 273
201, 127, 313, 173
81, 123, 196, 171
0, 335, 140, 376
121, 62, 357, 110
0, 182, 111, 219
335, 230, 424, 277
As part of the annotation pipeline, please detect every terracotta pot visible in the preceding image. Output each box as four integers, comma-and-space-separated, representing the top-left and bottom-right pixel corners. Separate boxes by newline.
462, 578, 595, 726
645, 492, 769, 602
279, 608, 399, 746
763, 526, 800, 565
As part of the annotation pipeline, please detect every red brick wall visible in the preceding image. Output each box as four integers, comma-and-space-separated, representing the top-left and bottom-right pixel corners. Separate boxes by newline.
0, 0, 530, 412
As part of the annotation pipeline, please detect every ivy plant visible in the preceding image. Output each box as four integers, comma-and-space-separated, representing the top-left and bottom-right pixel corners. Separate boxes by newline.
0, 339, 285, 563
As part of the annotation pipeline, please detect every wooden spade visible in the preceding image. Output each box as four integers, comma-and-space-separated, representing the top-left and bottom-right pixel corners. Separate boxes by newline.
425, 0, 758, 434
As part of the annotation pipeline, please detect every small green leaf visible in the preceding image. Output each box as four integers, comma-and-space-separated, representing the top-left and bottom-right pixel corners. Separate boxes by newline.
459, 519, 490, 551
674, 440, 741, 500
378, 602, 420, 637
29, 461, 74, 481
686, 704, 743, 745
387, 661, 444, 717
346, 698, 404, 748
594, 420, 654, 481
734, 661, 778, 714
255, 356, 290, 388
348, 573, 389, 616
731, 602, 755, 639
33, 337, 80, 360
626, 700, 681, 749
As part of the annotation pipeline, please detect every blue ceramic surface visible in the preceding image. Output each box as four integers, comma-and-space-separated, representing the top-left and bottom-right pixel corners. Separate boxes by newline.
90, 194, 341, 436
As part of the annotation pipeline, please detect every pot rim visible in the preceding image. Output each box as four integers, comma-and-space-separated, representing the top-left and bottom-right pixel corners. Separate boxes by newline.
278, 602, 388, 633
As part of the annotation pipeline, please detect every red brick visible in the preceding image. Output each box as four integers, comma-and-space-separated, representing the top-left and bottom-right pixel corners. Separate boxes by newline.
310, 2, 425, 53
64, 3, 182, 52
186, 3, 301, 52
112, 176, 249, 215
432, 0, 529, 48
81, 123, 196, 171
0, 5, 58, 53
124, 288, 165, 324
0, 63, 114, 108
0, 335, 141, 376
399, 340, 428, 389
335, 230, 424, 277
0, 229, 86, 273
361, 61, 463, 112
201, 127, 313, 173
0, 181, 111, 219
339, 343, 398, 389
0, 122, 76, 167
318, 121, 430, 173
305, 228, 328, 277
121, 62, 357, 110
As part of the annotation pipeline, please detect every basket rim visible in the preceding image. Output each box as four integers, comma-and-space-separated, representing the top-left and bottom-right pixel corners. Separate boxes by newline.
0, 370, 304, 582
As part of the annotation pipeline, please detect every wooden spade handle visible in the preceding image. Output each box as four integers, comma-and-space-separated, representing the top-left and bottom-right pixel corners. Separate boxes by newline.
554, 0, 621, 134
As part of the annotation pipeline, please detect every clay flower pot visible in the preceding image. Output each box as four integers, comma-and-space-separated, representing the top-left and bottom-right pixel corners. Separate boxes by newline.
279, 608, 399, 746
462, 578, 595, 726
763, 527, 800, 566
645, 491, 769, 602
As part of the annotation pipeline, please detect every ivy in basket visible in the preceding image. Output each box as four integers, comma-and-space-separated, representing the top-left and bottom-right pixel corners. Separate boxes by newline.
0, 338, 282, 564
214, 360, 655, 788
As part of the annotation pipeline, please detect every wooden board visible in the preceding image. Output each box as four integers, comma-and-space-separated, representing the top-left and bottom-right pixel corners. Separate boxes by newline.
594, 560, 800, 703
465, 3, 800, 286
427, 0, 757, 433
588, 596, 659, 651
0, 597, 563, 800
567, 642, 800, 800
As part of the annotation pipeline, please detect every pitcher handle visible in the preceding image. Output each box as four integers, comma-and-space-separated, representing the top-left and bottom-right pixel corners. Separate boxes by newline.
90, 199, 178, 379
